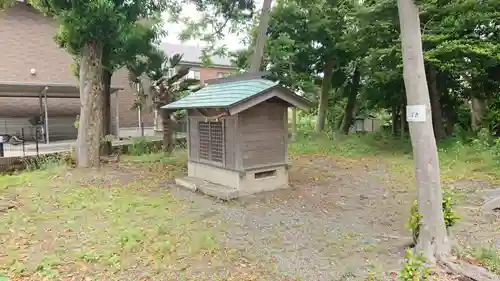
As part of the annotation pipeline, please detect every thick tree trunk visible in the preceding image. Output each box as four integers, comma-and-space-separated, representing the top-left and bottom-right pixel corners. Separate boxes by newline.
77, 41, 104, 168
249, 0, 273, 72
397, 0, 450, 263
100, 69, 112, 156
340, 67, 361, 134
316, 61, 334, 132
427, 66, 447, 141
160, 108, 175, 155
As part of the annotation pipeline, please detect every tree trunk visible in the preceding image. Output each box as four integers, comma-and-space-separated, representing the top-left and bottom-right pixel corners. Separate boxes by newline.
470, 97, 487, 131
397, 0, 450, 263
427, 66, 447, 141
316, 60, 334, 132
160, 108, 175, 155
100, 69, 112, 156
291, 107, 297, 141
392, 103, 399, 136
336, 112, 344, 130
77, 41, 104, 168
400, 104, 406, 139
340, 67, 361, 134
249, 0, 273, 72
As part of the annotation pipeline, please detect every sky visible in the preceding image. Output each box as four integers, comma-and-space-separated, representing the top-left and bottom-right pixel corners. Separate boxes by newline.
162, 0, 264, 51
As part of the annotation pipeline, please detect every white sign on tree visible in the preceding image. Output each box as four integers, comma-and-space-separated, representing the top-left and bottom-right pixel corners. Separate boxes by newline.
406, 104, 427, 122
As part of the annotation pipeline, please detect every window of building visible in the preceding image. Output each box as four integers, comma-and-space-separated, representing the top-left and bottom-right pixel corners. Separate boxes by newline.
194, 70, 201, 80
198, 121, 224, 164
187, 70, 201, 80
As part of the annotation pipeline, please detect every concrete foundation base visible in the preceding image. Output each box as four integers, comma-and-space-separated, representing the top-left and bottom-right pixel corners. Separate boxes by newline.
174, 161, 290, 200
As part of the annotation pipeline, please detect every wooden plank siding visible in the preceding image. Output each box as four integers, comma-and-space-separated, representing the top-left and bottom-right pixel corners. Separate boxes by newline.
187, 100, 288, 172
188, 116, 200, 161
224, 116, 237, 170
238, 102, 287, 170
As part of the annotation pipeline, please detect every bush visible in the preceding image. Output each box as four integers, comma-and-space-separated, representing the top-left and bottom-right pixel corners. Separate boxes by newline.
129, 137, 152, 156
400, 249, 432, 281
23, 154, 66, 171
408, 187, 461, 245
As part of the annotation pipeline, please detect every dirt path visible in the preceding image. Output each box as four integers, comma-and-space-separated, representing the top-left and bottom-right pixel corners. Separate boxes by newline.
168, 155, 500, 280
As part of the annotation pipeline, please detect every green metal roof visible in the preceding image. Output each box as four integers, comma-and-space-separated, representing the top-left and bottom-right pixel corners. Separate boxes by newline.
162, 78, 279, 109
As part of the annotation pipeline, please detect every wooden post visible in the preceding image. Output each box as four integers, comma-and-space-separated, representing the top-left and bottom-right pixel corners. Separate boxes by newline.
43, 87, 49, 144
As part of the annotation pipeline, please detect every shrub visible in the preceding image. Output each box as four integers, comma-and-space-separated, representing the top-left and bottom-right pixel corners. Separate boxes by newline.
408, 187, 461, 245
400, 249, 432, 281
408, 200, 422, 246
129, 137, 151, 156
23, 154, 65, 171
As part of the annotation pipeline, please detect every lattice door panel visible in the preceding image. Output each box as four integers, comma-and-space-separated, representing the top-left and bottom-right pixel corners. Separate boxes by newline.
198, 121, 210, 160
209, 121, 224, 163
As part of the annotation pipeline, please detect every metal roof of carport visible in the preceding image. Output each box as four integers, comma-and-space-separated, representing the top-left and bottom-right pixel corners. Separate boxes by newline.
0, 81, 124, 98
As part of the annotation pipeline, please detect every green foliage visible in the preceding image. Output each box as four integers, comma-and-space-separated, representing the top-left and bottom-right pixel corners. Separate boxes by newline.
408, 187, 461, 244
408, 200, 423, 245
474, 248, 500, 274
141, 48, 201, 110
30, 0, 165, 56
441, 189, 462, 227
167, 0, 255, 64
0, 0, 14, 9
129, 137, 155, 156
399, 249, 433, 281
73, 116, 79, 130
227, 0, 500, 137
22, 155, 66, 172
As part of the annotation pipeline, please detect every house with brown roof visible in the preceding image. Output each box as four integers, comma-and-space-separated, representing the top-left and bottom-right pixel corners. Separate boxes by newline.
0, 2, 236, 142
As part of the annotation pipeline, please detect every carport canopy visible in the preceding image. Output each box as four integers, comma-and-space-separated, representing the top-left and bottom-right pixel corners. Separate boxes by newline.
0, 81, 123, 144
0, 81, 122, 98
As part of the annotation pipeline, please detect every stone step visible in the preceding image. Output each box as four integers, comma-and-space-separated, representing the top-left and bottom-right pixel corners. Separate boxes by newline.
175, 177, 204, 192
175, 176, 239, 200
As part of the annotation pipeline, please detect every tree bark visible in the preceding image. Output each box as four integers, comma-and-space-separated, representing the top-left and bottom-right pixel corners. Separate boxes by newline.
291, 107, 297, 141
316, 60, 334, 132
160, 108, 175, 155
249, 0, 273, 72
470, 97, 487, 131
397, 0, 450, 263
340, 67, 361, 134
77, 41, 104, 168
100, 69, 112, 156
400, 104, 406, 139
336, 112, 344, 130
392, 103, 399, 136
427, 66, 447, 141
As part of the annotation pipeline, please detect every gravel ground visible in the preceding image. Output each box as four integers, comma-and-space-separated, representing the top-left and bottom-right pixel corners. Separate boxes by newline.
169, 156, 413, 280
168, 155, 499, 280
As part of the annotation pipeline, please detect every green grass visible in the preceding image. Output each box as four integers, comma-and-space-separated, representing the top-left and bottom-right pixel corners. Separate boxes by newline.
289, 131, 500, 183
0, 151, 280, 280
473, 248, 500, 274
0, 153, 234, 280
2, 131, 499, 279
